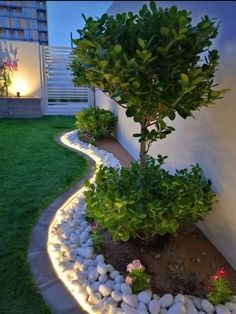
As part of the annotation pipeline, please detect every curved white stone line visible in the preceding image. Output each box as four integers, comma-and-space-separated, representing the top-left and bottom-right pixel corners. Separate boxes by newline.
47, 130, 236, 314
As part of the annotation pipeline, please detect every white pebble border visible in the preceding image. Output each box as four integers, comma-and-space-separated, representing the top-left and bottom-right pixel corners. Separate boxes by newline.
47, 130, 236, 314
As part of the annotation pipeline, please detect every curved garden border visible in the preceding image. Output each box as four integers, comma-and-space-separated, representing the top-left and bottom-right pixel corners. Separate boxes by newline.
29, 131, 236, 314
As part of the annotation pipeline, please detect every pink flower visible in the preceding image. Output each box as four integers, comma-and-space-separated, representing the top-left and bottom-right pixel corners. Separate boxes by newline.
89, 221, 98, 228
215, 268, 227, 279
125, 276, 133, 285
132, 259, 143, 269
210, 275, 219, 282
127, 259, 144, 272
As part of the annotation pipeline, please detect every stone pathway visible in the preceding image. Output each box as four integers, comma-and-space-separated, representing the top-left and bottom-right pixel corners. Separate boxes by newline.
27, 133, 133, 314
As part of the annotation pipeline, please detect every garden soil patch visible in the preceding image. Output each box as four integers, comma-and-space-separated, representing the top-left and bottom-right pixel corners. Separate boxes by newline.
99, 225, 236, 297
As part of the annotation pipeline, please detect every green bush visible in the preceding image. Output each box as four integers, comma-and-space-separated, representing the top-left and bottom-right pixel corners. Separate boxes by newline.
84, 155, 216, 242
75, 108, 117, 140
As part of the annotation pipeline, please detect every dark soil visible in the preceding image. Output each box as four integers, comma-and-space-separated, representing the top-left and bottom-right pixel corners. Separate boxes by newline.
98, 225, 236, 297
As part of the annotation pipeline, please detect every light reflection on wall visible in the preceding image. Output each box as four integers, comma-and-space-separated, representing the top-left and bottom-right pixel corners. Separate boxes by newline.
2, 40, 42, 98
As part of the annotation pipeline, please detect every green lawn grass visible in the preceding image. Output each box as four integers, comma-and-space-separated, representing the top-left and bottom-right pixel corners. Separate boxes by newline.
0, 116, 88, 314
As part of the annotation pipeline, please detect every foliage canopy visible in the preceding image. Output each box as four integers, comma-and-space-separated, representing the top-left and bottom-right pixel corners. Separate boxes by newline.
71, 1, 227, 170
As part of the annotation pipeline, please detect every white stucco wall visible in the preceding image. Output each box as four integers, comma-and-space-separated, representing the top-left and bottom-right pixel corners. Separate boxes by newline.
96, 2, 236, 269
0, 40, 42, 98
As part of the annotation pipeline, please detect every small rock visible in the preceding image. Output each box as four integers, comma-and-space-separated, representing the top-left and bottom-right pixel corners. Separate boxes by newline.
175, 294, 186, 304
154, 254, 161, 259
106, 280, 115, 289
201, 252, 206, 256
98, 274, 108, 283
88, 269, 99, 281
91, 281, 100, 292
97, 262, 108, 275
149, 299, 161, 314
119, 283, 131, 295
111, 290, 122, 302
76, 247, 93, 258
114, 283, 121, 291
78, 288, 88, 300
104, 297, 118, 308
191, 297, 202, 311
160, 294, 174, 308
153, 294, 160, 301
122, 294, 138, 308
185, 297, 197, 314
137, 303, 147, 311
84, 259, 94, 268
201, 299, 215, 313
167, 303, 186, 314
107, 264, 115, 272
215, 304, 230, 314
225, 302, 236, 311
86, 284, 94, 295
231, 296, 236, 304
114, 274, 124, 283
110, 270, 119, 279
137, 291, 152, 304
99, 283, 112, 297
196, 258, 201, 263
96, 254, 105, 263
121, 302, 138, 314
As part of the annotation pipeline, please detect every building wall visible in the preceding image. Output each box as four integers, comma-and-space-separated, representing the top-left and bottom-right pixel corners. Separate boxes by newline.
0, 40, 42, 97
0, 0, 48, 44
96, 1, 236, 269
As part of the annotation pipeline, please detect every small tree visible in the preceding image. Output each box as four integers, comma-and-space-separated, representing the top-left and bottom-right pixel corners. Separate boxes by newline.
71, 2, 227, 173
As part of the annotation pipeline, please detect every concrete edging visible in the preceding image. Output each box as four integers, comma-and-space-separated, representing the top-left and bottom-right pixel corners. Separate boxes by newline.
27, 132, 95, 314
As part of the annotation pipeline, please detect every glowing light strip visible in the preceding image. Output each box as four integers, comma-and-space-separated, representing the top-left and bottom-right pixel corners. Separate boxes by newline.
47, 131, 121, 314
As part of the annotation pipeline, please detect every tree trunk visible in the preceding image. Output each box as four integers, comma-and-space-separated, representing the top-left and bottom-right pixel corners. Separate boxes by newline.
93, 87, 96, 109
139, 123, 147, 175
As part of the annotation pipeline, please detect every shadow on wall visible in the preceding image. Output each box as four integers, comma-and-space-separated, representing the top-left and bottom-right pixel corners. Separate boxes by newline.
0, 41, 18, 64
0, 41, 19, 96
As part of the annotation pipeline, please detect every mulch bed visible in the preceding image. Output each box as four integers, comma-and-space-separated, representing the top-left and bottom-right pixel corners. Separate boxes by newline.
98, 225, 236, 297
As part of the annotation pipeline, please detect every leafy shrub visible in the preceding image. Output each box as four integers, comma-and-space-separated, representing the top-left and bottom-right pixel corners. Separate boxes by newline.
75, 108, 117, 140
84, 155, 216, 242
207, 268, 232, 305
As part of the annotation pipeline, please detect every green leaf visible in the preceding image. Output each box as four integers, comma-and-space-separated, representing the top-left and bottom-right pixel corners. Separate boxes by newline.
149, 1, 157, 13
192, 76, 204, 85
114, 44, 122, 53
180, 73, 189, 87
138, 38, 145, 49
160, 27, 169, 37
99, 60, 108, 67
179, 16, 187, 26
126, 106, 135, 117
156, 47, 166, 56
121, 233, 129, 241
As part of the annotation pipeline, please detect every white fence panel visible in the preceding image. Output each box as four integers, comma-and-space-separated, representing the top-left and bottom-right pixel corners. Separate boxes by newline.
41, 46, 91, 115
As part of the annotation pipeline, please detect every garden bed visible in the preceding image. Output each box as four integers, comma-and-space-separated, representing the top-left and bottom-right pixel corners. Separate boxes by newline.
100, 225, 236, 298
48, 131, 236, 314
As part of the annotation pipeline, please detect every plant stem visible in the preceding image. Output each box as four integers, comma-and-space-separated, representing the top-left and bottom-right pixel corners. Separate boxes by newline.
140, 122, 147, 175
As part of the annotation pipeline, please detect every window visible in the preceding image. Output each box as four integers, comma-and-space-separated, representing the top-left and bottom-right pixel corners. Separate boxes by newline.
20, 18, 28, 28
22, 7, 36, 18
29, 19, 37, 29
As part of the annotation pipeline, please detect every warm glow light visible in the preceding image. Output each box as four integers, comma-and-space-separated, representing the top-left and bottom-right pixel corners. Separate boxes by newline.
10, 78, 27, 96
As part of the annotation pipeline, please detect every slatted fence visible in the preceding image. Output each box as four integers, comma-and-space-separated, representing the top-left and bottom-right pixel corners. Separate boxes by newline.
41, 46, 91, 115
